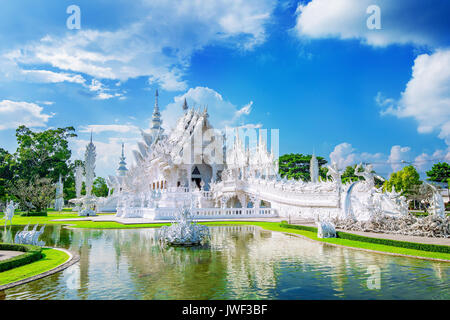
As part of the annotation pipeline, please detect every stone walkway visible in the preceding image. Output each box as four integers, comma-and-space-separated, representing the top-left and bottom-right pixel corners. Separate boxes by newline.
0, 250, 24, 261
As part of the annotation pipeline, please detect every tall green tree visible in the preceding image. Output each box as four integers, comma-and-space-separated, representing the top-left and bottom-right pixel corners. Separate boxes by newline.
0, 148, 16, 203
92, 177, 109, 197
14, 125, 77, 183
278, 153, 328, 181
426, 162, 450, 184
383, 165, 422, 197
426, 162, 450, 199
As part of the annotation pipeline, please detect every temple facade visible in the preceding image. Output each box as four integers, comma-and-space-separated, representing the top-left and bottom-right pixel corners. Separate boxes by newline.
97, 90, 410, 222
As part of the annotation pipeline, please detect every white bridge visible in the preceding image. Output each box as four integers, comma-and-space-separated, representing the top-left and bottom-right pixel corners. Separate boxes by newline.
116, 206, 277, 220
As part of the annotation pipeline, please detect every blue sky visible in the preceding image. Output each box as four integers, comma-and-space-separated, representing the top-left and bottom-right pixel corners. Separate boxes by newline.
0, 0, 449, 178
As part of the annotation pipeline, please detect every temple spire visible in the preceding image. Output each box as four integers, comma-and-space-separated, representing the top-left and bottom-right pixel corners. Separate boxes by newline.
151, 89, 162, 132
117, 143, 128, 177
182, 98, 188, 112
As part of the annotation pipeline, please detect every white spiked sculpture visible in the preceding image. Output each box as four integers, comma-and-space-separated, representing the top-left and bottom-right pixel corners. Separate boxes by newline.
310, 153, 319, 183
54, 175, 64, 212
73, 165, 83, 211
79, 133, 98, 216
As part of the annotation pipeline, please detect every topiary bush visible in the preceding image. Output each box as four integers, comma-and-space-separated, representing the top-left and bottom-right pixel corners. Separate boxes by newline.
0, 243, 43, 272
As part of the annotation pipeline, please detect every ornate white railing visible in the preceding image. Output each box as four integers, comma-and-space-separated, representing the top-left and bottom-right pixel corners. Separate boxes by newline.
116, 206, 277, 220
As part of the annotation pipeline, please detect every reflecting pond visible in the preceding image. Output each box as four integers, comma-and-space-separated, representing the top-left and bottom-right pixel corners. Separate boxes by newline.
0, 225, 449, 300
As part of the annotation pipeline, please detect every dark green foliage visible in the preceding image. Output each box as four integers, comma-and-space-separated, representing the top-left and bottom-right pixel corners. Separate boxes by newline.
20, 211, 48, 217
279, 223, 318, 233
0, 148, 16, 203
0, 243, 43, 272
278, 153, 328, 181
93, 177, 109, 197
426, 162, 450, 184
335, 231, 450, 254
14, 126, 77, 182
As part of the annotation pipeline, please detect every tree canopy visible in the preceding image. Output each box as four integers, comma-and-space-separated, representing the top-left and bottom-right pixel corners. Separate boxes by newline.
383, 165, 422, 196
278, 153, 328, 181
14, 125, 77, 182
426, 162, 450, 185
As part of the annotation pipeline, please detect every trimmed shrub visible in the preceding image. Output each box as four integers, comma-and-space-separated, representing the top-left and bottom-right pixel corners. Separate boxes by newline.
20, 211, 47, 217
280, 223, 318, 233
335, 231, 450, 254
0, 243, 43, 272
279, 223, 450, 254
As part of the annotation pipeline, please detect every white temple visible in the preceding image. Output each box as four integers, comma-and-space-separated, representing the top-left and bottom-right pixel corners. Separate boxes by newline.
96, 90, 413, 222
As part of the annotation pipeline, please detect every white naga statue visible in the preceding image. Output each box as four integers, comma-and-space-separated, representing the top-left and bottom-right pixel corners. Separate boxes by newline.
316, 218, 337, 238
54, 175, 64, 212
14, 224, 46, 246
3, 200, 18, 227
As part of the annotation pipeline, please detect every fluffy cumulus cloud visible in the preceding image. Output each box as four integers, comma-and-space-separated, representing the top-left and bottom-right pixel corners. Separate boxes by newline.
329, 142, 416, 177
1, 0, 276, 93
79, 124, 139, 134
414, 149, 450, 172
293, 0, 450, 48
379, 49, 450, 145
0, 100, 53, 130
161, 87, 258, 130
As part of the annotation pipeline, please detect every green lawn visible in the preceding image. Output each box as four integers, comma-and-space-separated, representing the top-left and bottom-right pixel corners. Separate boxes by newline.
0, 248, 69, 286
1, 213, 449, 261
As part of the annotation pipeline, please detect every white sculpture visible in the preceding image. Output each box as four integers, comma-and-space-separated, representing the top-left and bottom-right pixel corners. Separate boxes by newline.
157, 206, 210, 246
14, 224, 46, 246
73, 165, 83, 211
317, 219, 337, 238
54, 175, 64, 212
3, 200, 18, 227
310, 153, 319, 183
79, 133, 98, 217
426, 183, 445, 218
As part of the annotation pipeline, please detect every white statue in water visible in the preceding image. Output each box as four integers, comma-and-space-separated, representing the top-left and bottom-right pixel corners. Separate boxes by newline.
3, 200, 18, 227
14, 224, 46, 246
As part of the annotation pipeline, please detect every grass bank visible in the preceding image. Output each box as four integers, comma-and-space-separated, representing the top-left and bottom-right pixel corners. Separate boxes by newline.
0, 248, 69, 286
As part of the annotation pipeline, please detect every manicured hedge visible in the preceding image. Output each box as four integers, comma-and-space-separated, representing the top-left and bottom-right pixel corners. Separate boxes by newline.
0, 243, 43, 272
335, 231, 450, 254
20, 211, 48, 217
280, 222, 318, 233
279, 223, 450, 254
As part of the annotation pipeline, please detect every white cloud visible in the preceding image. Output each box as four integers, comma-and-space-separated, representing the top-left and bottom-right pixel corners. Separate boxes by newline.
387, 145, 411, 171
3, 0, 276, 91
79, 124, 140, 134
293, 0, 450, 48
329, 142, 357, 169
379, 50, 450, 145
86, 79, 124, 100
414, 149, 450, 171
161, 87, 255, 130
0, 100, 53, 130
